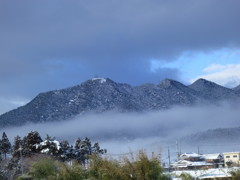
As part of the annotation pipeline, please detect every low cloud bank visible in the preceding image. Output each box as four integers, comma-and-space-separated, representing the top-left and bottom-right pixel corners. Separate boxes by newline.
1, 103, 240, 155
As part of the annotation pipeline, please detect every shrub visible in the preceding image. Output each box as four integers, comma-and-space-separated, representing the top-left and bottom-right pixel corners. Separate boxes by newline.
58, 161, 89, 180
28, 157, 58, 179
179, 173, 194, 180
17, 150, 168, 180
88, 150, 169, 180
230, 169, 240, 180
89, 154, 122, 180
120, 150, 168, 180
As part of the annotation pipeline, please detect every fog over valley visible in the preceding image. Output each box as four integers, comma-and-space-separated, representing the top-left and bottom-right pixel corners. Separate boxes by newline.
1, 102, 240, 161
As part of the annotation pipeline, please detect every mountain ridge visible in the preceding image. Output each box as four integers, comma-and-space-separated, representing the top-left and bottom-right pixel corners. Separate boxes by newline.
0, 78, 240, 129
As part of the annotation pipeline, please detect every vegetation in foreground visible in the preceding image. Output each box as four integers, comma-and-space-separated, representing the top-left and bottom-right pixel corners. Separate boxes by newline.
17, 150, 169, 180
0, 131, 169, 180
0, 131, 105, 179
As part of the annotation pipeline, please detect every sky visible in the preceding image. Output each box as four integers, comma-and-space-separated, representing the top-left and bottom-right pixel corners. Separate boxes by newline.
1, 0, 240, 114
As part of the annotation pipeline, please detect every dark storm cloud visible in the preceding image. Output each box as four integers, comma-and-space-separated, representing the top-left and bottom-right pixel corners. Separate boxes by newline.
0, 0, 240, 107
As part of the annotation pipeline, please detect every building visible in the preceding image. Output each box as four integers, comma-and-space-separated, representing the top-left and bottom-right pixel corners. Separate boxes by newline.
171, 153, 225, 170
171, 159, 214, 170
172, 153, 214, 170
203, 153, 224, 168
180, 153, 204, 161
223, 152, 240, 167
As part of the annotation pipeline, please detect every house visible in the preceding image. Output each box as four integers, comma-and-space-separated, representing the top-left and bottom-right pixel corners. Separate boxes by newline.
179, 153, 204, 162
223, 152, 240, 167
171, 160, 190, 170
171, 152, 227, 170
202, 153, 224, 168
171, 159, 214, 170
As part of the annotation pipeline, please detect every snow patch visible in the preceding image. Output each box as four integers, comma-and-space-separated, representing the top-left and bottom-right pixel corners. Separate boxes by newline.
92, 78, 106, 83
38, 139, 61, 151
53, 140, 60, 150
41, 148, 49, 153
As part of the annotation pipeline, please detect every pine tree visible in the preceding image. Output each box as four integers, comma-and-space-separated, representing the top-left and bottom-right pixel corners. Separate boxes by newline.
81, 137, 92, 156
45, 134, 53, 141
92, 142, 107, 154
60, 140, 72, 161
74, 138, 85, 164
12, 135, 22, 159
22, 131, 42, 157
1, 132, 11, 159
73, 137, 106, 164
74, 138, 81, 150
38, 134, 61, 157
77, 137, 92, 165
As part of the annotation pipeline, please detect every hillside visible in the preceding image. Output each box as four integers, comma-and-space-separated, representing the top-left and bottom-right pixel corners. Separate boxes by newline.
0, 78, 239, 129
180, 127, 240, 145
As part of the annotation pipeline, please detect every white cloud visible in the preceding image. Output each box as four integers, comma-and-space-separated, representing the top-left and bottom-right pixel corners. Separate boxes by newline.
203, 64, 225, 73
191, 64, 240, 88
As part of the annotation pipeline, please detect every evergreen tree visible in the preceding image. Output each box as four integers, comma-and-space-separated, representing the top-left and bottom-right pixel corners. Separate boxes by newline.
74, 138, 83, 163
74, 138, 81, 150
22, 131, 42, 157
1, 132, 11, 159
92, 142, 107, 154
74, 137, 106, 164
12, 135, 22, 159
76, 137, 92, 165
60, 140, 69, 150
60, 140, 73, 161
45, 134, 53, 141
37, 134, 61, 157
81, 137, 92, 156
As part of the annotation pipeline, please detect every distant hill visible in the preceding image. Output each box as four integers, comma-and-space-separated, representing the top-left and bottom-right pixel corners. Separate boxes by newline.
0, 78, 239, 129
180, 127, 240, 145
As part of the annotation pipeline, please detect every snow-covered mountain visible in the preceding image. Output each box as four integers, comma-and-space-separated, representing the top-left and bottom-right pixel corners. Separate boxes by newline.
188, 78, 237, 101
0, 78, 239, 129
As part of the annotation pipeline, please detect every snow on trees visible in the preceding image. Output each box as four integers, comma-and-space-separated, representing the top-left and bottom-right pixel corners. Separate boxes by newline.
7, 131, 106, 163
22, 131, 42, 156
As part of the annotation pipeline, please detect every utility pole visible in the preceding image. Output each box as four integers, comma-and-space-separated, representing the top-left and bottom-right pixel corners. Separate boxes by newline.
179, 145, 182, 155
198, 145, 200, 154
168, 147, 171, 172
176, 141, 179, 160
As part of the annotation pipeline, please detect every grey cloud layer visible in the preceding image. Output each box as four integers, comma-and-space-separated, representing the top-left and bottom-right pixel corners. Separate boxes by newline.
1, 104, 240, 154
0, 0, 240, 105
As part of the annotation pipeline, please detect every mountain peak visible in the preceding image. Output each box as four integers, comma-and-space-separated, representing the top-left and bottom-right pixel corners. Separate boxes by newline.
82, 77, 116, 86
159, 78, 185, 88
189, 78, 236, 100
91, 77, 107, 83
192, 78, 214, 84
189, 78, 218, 89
